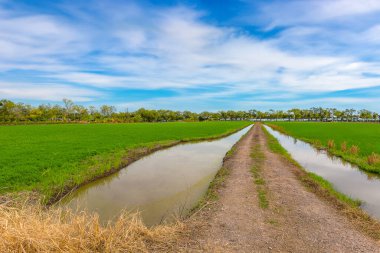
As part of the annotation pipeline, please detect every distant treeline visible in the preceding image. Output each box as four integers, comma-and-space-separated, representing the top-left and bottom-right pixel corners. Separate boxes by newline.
0, 99, 379, 124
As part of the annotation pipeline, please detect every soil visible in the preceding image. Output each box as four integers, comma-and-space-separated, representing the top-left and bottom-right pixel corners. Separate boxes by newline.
177, 123, 380, 252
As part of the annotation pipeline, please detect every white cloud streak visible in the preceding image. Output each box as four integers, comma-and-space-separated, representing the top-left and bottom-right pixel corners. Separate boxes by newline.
0, 0, 379, 110
0, 82, 103, 102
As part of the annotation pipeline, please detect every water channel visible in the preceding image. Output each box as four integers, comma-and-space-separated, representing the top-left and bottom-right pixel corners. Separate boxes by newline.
265, 125, 380, 220
61, 125, 252, 225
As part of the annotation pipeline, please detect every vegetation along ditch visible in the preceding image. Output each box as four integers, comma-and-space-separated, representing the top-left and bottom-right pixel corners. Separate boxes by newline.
264, 125, 380, 229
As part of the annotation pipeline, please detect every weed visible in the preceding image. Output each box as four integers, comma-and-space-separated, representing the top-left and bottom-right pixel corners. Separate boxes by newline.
251, 136, 268, 209
327, 139, 335, 149
258, 189, 269, 209
350, 145, 360, 155
368, 153, 380, 165
341, 141, 347, 152
266, 219, 279, 226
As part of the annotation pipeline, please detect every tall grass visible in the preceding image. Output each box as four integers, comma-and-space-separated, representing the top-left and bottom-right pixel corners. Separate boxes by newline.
368, 153, 380, 165
327, 139, 335, 149
0, 199, 182, 253
350, 145, 360, 155
341, 141, 347, 152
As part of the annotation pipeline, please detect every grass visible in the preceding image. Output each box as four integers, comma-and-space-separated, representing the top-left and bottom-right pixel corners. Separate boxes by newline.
0, 123, 252, 252
0, 197, 183, 252
266, 122, 380, 174
262, 125, 380, 240
0, 121, 250, 201
250, 140, 269, 209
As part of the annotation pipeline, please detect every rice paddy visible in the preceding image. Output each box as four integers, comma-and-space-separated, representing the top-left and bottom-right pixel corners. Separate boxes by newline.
266, 122, 380, 174
0, 121, 250, 200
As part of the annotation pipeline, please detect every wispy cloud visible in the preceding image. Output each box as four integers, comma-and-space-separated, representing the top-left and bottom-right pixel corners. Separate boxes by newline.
245, 0, 380, 26
0, 82, 102, 102
0, 0, 379, 110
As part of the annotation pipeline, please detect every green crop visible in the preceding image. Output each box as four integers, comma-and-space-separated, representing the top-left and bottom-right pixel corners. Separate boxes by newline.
267, 122, 380, 174
0, 121, 250, 199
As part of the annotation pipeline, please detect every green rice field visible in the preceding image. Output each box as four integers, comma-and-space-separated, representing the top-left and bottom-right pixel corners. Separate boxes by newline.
267, 122, 380, 174
0, 121, 250, 199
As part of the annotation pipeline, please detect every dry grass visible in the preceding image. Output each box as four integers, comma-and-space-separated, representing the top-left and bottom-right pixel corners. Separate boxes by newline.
350, 145, 360, 155
341, 141, 347, 152
327, 139, 335, 149
0, 198, 183, 253
367, 153, 380, 165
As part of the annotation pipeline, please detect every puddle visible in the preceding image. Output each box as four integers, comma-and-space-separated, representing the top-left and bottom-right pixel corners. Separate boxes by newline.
265, 125, 380, 220
61, 125, 252, 226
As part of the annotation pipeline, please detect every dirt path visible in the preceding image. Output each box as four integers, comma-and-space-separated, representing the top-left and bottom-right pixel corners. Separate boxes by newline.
180, 124, 380, 252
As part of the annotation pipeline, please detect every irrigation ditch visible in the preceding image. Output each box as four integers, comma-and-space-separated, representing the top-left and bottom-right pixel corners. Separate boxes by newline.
1, 123, 380, 252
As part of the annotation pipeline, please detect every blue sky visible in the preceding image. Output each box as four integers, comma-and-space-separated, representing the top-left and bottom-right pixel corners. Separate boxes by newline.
1, 0, 380, 112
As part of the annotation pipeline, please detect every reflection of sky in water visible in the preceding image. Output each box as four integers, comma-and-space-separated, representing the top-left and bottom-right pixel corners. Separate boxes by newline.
265, 126, 380, 220
62, 125, 252, 225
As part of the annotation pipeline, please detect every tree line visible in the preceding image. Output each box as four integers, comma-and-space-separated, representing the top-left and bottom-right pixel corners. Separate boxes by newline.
0, 99, 379, 124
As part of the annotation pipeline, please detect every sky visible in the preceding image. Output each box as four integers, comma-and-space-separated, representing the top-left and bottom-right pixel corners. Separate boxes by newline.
1, 0, 380, 112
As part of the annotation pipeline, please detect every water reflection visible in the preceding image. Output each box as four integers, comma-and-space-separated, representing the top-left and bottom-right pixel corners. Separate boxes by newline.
61, 125, 252, 226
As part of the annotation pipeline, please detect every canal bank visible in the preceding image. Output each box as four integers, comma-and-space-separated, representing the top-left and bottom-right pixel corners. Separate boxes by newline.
178, 123, 379, 252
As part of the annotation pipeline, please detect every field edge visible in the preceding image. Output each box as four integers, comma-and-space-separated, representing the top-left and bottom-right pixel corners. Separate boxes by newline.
262, 124, 380, 241
47, 123, 252, 205
265, 122, 380, 175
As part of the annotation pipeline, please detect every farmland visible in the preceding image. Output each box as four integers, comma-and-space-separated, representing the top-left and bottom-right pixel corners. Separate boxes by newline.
266, 122, 380, 174
0, 121, 250, 200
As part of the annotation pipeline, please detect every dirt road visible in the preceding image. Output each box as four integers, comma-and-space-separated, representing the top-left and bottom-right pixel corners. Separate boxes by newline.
179, 124, 380, 252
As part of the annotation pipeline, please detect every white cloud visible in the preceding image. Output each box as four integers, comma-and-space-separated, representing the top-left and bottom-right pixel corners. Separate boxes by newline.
362, 24, 380, 43
0, 1, 380, 109
251, 0, 380, 27
319, 0, 380, 19
0, 82, 102, 101
0, 14, 85, 60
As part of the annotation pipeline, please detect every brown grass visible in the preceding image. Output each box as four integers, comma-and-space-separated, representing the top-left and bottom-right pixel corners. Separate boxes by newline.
327, 139, 335, 149
0, 199, 183, 253
367, 153, 380, 165
341, 141, 347, 152
350, 145, 360, 155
